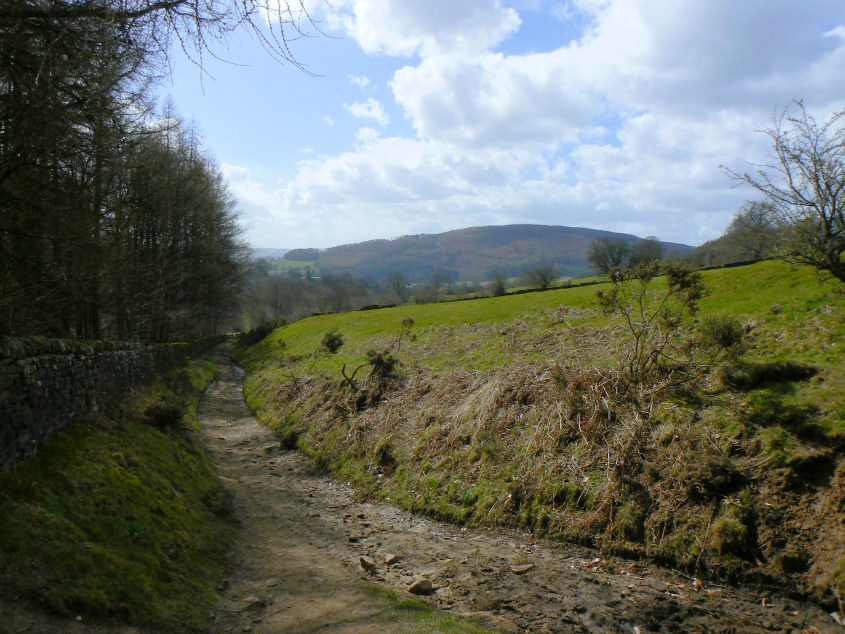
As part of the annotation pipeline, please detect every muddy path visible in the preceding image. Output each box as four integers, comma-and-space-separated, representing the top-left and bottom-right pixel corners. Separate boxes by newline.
201, 354, 841, 633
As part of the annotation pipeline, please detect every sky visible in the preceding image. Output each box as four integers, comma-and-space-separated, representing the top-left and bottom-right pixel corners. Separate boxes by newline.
164, 0, 845, 249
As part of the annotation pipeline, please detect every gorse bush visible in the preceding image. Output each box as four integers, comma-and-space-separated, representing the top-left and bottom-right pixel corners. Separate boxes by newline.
699, 314, 746, 361
366, 349, 399, 379
597, 261, 706, 381
321, 329, 345, 354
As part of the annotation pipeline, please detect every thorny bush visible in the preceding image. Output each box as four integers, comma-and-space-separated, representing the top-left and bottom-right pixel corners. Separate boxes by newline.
321, 329, 345, 354
597, 262, 744, 388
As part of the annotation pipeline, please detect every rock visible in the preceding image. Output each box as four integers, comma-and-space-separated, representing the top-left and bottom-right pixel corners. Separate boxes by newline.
384, 552, 400, 565
360, 555, 377, 572
240, 596, 265, 611
511, 563, 535, 575
408, 578, 435, 595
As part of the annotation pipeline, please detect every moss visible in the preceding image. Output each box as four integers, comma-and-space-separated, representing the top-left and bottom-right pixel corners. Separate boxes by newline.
615, 500, 647, 542
709, 496, 756, 559
710, 516, 749, 556
0, 358, 235, 631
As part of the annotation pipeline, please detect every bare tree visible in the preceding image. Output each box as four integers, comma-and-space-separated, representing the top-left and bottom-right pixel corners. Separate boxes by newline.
489, 270, 507, 297
522, 265, 557, 290
0, 0, 320, 71
587, 238, 631, 274
628, 237, 665, 268
386, 271, 409, 304
723, 201, 778, 260
725, 101, 845, 283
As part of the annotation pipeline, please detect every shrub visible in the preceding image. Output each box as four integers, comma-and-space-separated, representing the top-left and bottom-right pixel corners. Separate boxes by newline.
237, 319, 286, 347
597, 261, 706, 380
698, 314, 745, 361
367, 349, 398, 379
144, 403, 183, 430
321, 329, 344, 354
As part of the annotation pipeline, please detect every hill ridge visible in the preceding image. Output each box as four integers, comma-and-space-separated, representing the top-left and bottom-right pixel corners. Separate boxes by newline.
283, 223, 693, 283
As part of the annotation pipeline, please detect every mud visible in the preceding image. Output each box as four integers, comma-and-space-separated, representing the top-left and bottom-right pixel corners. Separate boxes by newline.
201, 355, 842, 633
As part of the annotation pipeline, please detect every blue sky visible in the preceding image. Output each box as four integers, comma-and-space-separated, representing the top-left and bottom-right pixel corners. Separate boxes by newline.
163, 1, 845, 249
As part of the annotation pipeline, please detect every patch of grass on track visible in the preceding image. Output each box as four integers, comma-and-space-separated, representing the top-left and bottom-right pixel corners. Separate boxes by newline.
360, 582, 490, 633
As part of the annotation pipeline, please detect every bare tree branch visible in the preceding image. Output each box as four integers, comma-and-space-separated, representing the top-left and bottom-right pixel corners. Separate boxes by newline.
723, 100, 845, 283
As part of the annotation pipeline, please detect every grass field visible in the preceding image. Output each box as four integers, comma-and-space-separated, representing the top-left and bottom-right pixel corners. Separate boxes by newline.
0, 359, 236, 631
261, 258, 317, 276
237, 260, 845, 604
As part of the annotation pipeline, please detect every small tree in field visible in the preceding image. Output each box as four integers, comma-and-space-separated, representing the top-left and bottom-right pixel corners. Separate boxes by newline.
523, 265, 558, 290
587, 238, 631, 274
490, 270, 507, 296
628, 237, 666, 267
723, 201, 779, 260
725, 100, 845, 283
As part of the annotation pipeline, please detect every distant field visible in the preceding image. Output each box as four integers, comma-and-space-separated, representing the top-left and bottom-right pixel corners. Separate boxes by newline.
238, 261, 845, 601
261, 258, 317, 276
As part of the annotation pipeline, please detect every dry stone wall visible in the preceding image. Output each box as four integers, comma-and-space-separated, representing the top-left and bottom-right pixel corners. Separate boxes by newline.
0, 336, 222, 470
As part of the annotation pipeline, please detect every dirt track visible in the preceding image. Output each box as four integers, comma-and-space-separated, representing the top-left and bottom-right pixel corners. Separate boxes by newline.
201, 355, 841, 633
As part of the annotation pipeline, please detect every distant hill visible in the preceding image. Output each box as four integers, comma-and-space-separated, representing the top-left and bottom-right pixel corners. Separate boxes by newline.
282, 224, 693, 283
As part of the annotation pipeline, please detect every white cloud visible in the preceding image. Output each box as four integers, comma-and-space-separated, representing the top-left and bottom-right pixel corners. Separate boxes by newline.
325, 0, 520, 57
323, 116, 335, 127
348, 74, 372, 88
344, 98, 389, 126
391, 50, 601, 148
355, 127, 380, 145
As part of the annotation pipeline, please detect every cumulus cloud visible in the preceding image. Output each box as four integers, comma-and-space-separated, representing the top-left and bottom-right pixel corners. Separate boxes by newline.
325, 0, 520, 57
355, 127, 381, 145
344, 98, 389, 126
391, 50, 601, 148
391, 1, 845, 150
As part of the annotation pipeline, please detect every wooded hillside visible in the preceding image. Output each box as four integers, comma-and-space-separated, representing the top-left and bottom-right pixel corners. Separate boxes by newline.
285, 224, 692, 283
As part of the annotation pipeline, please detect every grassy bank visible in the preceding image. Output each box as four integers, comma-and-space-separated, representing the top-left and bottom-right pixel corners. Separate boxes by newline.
0, 357, 236, 631
236, 261, 844, 605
